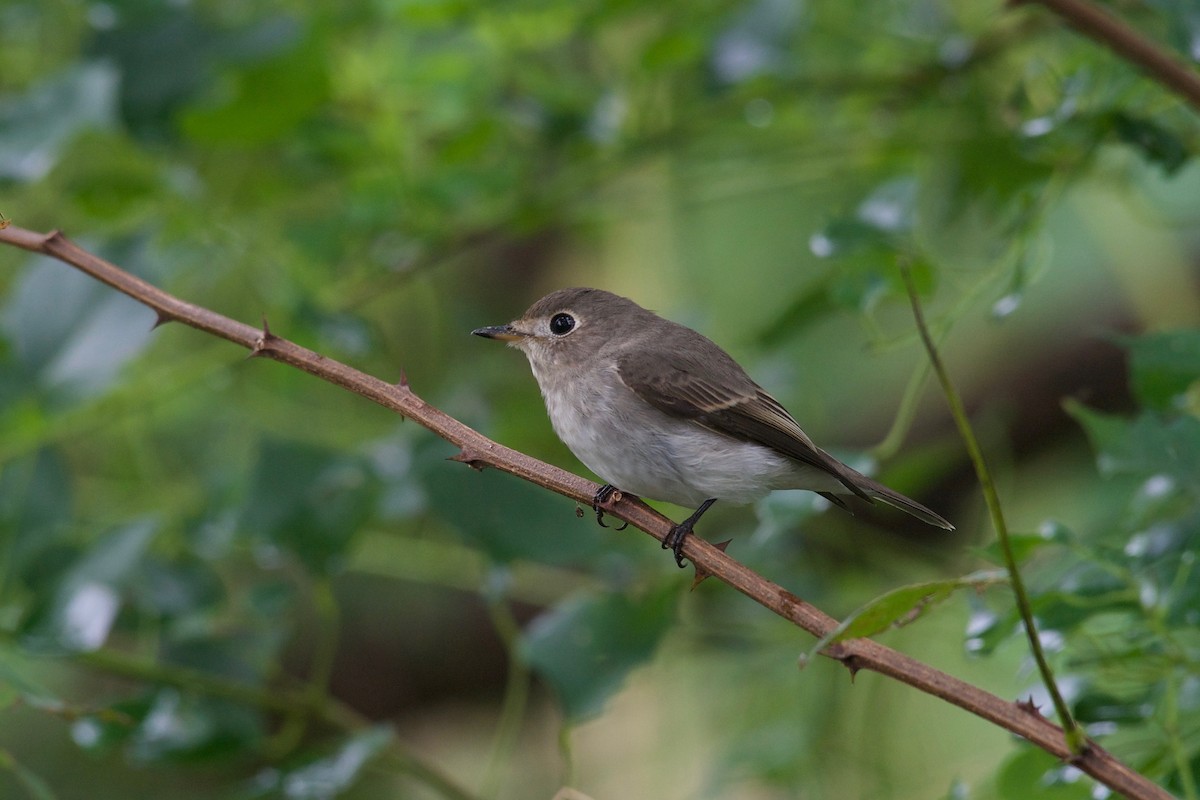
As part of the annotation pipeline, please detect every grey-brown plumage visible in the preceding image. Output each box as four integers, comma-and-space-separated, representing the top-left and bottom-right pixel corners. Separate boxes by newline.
474, 287, 953, 565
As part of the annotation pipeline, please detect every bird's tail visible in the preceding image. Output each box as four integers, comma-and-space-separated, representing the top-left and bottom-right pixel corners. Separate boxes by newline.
841, 467, 955, 530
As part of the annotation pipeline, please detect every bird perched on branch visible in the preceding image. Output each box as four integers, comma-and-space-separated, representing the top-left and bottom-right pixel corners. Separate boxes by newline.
474, 288, 953, 566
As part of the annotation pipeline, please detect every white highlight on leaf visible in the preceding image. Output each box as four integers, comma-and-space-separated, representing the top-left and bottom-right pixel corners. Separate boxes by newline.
61, 581, 119, 651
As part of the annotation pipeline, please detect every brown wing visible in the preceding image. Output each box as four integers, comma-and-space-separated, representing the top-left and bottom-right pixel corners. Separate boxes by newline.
615, 344, 870, 500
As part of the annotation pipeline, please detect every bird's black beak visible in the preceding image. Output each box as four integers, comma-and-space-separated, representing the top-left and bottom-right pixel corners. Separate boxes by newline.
472, 324, 527, 342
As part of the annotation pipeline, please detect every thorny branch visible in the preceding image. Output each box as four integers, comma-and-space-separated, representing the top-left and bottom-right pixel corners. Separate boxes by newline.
0, 225, 1173, 800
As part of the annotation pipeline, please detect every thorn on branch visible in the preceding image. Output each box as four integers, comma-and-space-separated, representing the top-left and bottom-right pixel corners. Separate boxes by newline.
152, 311, 175, 329
448, 449, 486, 471
397, 369, 409, 388
249, 317, 280, 359
1017, 696, 1043, 716
690, 539, 731, 589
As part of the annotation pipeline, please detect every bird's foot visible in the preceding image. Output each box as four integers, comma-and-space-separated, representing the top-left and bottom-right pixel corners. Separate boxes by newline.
662, 524, 692, 568
592, 484, 628, 531
662, 498, 718, 569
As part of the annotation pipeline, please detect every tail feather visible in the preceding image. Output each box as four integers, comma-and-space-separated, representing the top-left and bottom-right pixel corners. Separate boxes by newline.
837, 465, 955, 530
865, 482, 955, 530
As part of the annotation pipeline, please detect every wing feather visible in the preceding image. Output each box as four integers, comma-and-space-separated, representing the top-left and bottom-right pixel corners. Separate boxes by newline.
615, 344, 870, 500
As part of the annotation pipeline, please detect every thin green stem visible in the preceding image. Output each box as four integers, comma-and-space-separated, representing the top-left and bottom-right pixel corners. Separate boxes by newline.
266, 576, 342, 758
0, 746, 58, 800
1164, 673, 1199, 800
75, 647, 312, 716
900, 265, 1085, 754
870, 354, 932, 461
479, 591, 532, 799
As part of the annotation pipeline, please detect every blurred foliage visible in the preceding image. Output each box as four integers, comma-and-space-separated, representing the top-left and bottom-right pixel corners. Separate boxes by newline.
1, 0, 1199, 798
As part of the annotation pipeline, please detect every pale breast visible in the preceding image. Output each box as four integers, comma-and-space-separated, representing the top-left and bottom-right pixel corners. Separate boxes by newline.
530, 359, 805, 507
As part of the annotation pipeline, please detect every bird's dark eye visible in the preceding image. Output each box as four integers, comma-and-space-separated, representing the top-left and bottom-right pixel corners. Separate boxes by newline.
549, 313, 575, 336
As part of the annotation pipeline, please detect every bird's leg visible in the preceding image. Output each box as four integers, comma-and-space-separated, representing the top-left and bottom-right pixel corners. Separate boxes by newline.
591, 484, 629, 531
663, 498, 717, 568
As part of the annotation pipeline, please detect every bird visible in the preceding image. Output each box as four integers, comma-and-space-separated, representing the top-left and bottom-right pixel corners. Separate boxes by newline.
473, 287, 953, 566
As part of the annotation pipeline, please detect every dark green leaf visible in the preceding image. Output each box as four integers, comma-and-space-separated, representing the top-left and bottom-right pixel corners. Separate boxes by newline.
1073, 690, 1155, 725
1108, 112, 1189, 175
1031, 589, 1139, 634
126, 690, 262, 763
1123, 330, 1200, 412
20, 519, 158, 653
419, 448, 609, 565
521, 585, 677, 721
917, 129, 1052, 269
160, 629, 284, 685
971, 532, 1062, 567
53, 132, 165, 221
994, 747, 1093, 800
0, 447, 74, 576
260, 726, 393, 799
810, 217, 895, 260
70, 695, 154, 755
240, 439, 379, 574
1, 256, 155, 402
0, 646, 62, 712
133, 555, 224, 619
90, 9, 303, 137
1066, 402, 1200, 497
180, 36, 330, 146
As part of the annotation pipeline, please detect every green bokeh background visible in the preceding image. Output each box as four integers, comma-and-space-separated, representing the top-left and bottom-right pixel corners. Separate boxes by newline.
0, 0, 1198, 798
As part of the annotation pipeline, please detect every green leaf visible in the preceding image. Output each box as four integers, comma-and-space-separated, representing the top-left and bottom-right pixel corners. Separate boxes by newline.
801, 571, 1007, 666
1, 255, 155, 402
53, 131, 166, 221
1122, 330, 1200, 412
969, 520, 1075, 569
264, 726, 394, 799
180, 36, 329, 146
20, 519, 159, 653
240, 440, 379, 574
1066, 402, 1200, 497
521, 585, 677, 721
0, 447, 74, 577
1073, 689, 1155, 725
0, 62, 118, 182
70, 695, 154, 755
419, 449, 609, 566
160, 628, 284, 686
132, 555, 225, 619
0, 646, 62, 713
1108, 112, 1189, 175
994, 746, 1092, 800
126, 689, 263, 763
916, 128, 1052, 270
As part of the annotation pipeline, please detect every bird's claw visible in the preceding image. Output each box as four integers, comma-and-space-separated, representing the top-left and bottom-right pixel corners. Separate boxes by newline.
663, 524, 690, 568
592, 484, 628, 531
662, 498, 717, 569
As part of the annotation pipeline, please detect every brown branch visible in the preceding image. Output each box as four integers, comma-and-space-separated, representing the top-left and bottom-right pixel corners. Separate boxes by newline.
1013, 0, 1200, 111
0, 225, 1172, 800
